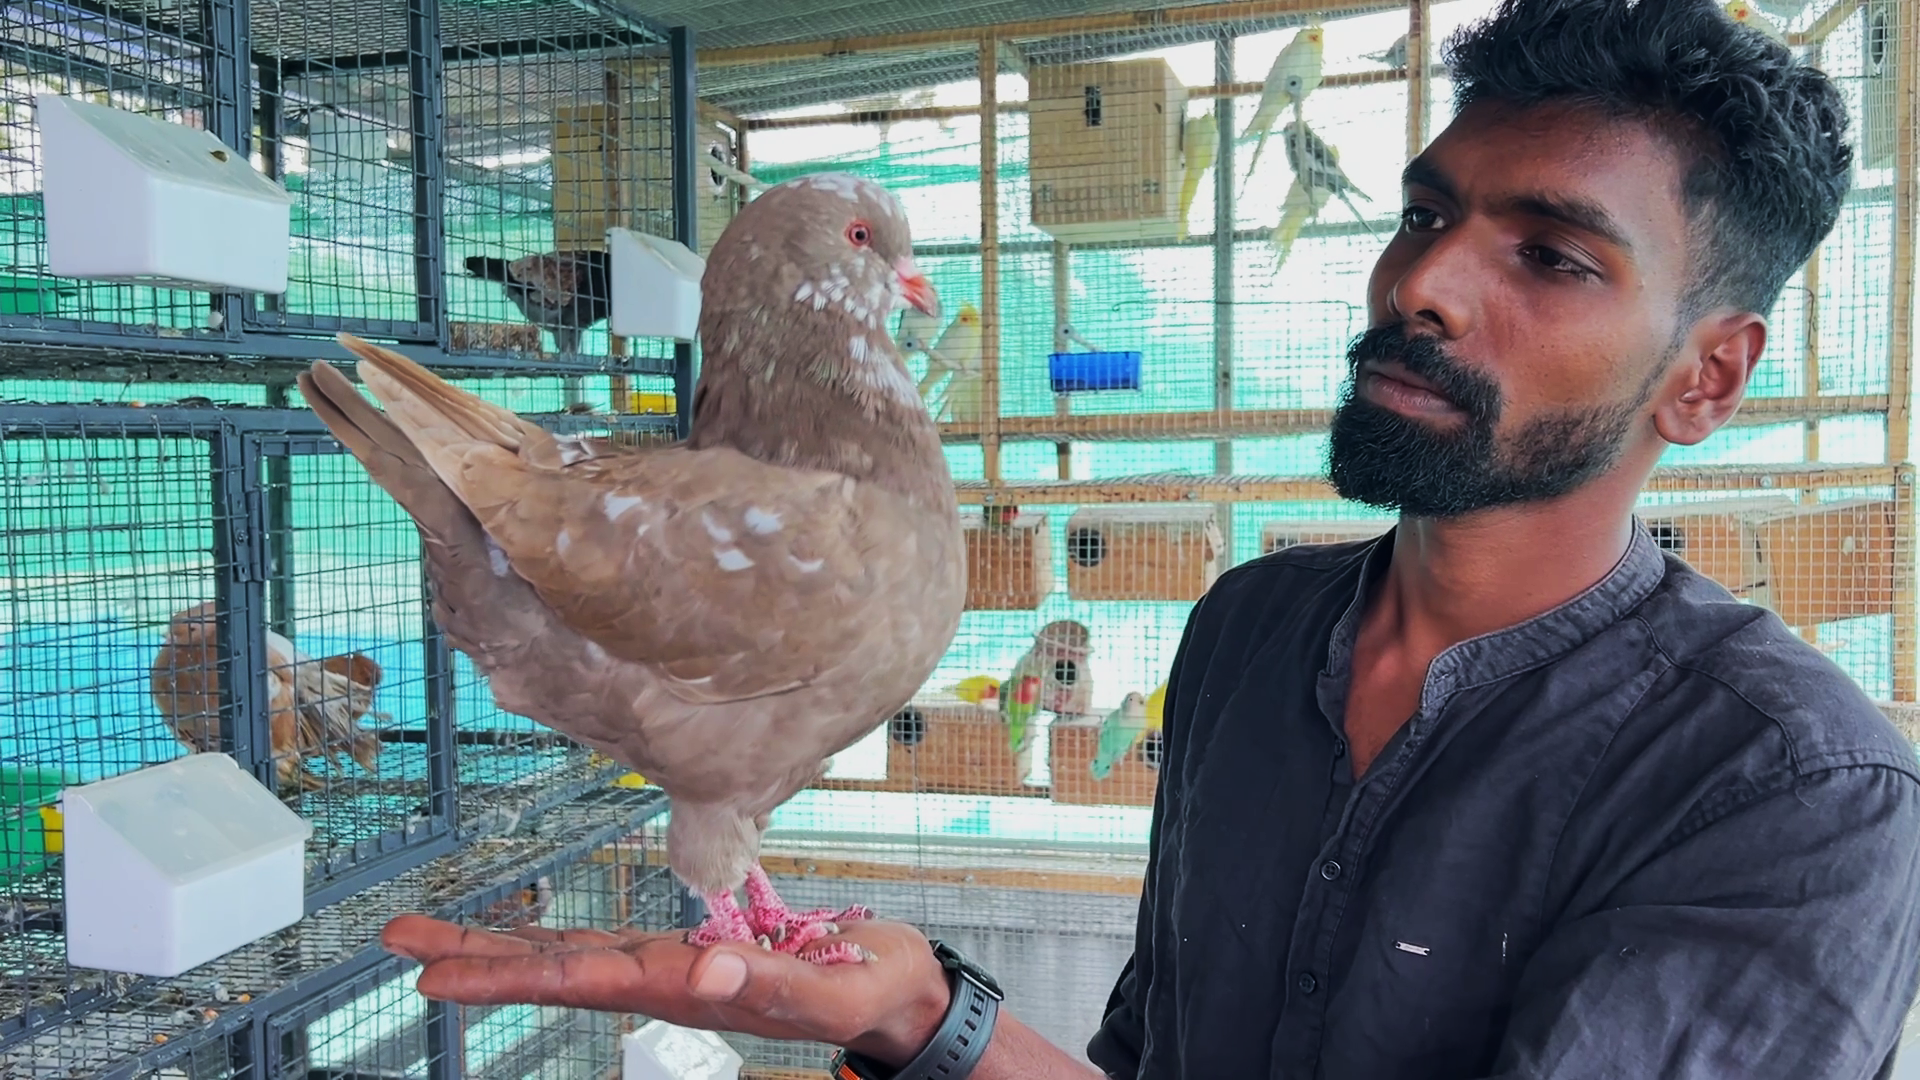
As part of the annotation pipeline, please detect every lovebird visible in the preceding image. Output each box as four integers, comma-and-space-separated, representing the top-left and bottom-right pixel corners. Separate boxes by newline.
1242, 25, 1325, 184
1090, 691, 1150, 780
1003, 673, 1042, 754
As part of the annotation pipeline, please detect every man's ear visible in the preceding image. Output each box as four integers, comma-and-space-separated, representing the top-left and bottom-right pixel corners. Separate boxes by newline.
1651, 313, 1766, 447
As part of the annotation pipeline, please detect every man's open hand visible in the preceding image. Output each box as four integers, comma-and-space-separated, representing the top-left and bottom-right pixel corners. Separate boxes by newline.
381, 914, 953, 1066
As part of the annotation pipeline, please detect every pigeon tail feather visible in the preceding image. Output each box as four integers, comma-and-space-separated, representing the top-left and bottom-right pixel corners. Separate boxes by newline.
340, 333, 539, 458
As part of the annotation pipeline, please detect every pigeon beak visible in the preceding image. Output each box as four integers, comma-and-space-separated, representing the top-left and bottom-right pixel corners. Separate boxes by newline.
894, 257, 940, 317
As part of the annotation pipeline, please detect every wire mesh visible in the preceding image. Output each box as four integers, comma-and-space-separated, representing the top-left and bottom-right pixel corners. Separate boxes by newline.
684, 0, 1920, 1067
0, 0, 222, 338
438, 16, 676, 361
0, 783, 668, 1077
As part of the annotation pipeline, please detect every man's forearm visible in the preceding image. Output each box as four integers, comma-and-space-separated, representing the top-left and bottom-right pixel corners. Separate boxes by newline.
972, 1012, 1104, 1080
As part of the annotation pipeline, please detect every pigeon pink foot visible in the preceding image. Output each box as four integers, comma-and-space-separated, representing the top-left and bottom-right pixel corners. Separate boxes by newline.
681, 867, 874, 965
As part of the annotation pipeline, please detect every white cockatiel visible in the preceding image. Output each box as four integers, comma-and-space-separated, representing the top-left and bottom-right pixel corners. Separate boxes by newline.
913, 303, 986, 423
1241, 25, 1325, 184
1270, 176, 1329, 276
1723, 0, 1785, 42
1177, 110, 1219, 242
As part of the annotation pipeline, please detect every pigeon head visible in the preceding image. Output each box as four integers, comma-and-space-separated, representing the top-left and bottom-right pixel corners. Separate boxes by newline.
166, 601, 219, 646
704, 171, 939, 335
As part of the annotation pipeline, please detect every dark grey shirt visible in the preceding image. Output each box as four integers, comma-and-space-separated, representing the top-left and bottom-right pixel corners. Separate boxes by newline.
1087, 522, 1920, 1079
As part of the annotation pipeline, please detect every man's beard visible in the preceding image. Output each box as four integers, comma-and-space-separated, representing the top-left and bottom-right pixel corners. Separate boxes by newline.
1325, 324, 1650, 519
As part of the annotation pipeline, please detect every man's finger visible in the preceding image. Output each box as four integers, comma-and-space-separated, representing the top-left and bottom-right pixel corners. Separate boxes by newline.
504, 925, 637, 948
383, 915, 541, 963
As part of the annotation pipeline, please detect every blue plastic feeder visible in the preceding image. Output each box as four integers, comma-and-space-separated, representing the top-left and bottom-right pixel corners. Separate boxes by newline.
1049, 350, 1143, 394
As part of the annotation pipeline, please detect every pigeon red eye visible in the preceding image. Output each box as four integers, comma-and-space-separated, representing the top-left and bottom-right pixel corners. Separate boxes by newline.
846, 221, 872, 247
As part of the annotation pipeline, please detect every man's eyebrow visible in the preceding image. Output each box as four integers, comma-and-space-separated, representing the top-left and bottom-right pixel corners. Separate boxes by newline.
1400, 155, 1635, 260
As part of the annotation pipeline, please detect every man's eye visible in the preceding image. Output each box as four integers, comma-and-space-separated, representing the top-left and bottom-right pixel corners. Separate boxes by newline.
1523, 245, 1596, 280
1400, 206, 1442, 231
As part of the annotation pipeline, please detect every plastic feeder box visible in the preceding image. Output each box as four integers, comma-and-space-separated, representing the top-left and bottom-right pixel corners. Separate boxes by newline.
1049, 350, 1142, 393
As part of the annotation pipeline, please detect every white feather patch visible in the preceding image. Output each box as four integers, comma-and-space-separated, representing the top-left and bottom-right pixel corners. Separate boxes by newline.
604, 493, 646, 519
556, 436, 595, 465
744, 506, 783, 534
789, 554, 825, 573
484, 536, 511, 577
702, 510, 735, 543
714, 547, 755, 571
556, 529, 571, 554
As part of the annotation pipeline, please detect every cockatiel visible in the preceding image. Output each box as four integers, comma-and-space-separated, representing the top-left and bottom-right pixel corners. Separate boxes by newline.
151, 602, 384, 792
1282, 120, 1373, 233
914, 303, 986, 423
1002, 674, 1043, 756
1724, 0, 1785, 41
1271, 176, 1330, 275
1242, 25, 1325, 184
1176, 111, 1219, 242
463, 249, 610, 356
1089, 691, 1150, 780
894, 305, 946, 358
298, 171, 961, 967
1365, 34, 1409, 70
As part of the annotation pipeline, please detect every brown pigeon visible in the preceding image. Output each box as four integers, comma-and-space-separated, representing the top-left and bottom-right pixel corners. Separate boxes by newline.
298, 172, 962, 965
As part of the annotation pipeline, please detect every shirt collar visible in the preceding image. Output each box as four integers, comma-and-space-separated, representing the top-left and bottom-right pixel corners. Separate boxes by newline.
1322, 517, 1669, 718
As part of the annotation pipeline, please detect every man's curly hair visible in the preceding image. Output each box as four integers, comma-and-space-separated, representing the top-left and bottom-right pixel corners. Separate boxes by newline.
1443, 0, 1853, 321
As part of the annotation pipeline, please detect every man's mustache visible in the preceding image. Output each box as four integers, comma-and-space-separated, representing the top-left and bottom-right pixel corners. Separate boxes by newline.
1345, 324, 1501, 422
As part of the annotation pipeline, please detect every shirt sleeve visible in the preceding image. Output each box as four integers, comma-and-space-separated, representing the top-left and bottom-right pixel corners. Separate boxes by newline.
1084, 589, 1214, 1079
1485, 762, 1920, 1079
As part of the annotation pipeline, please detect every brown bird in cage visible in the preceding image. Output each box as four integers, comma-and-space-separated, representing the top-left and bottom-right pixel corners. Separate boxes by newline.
150, 602, 385, 793
299, 171, 959, 966
475, 876, 555, 931
463, 249, 610, 356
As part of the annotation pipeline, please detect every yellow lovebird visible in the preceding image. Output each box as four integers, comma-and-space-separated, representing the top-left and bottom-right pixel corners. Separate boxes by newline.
1242, 25, 1325, 184
949, 674, 1002, 707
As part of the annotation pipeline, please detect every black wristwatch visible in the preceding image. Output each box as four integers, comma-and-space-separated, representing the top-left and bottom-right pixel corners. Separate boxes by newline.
829, 939, 1004, 1080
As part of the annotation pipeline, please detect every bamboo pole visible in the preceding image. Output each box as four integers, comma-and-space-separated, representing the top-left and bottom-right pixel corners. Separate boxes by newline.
1889, 0, 1917, 698
703, 0, 1842, 69
1406, 0, 1431, 157
698, 0, 1393, 67
1051, 240, 1073, 480
743, 67, 1435, 132
979, 35, 1003, 483
948, 463, 1907, 506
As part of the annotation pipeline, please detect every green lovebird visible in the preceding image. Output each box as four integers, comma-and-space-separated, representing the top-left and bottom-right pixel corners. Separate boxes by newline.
1003, 673, 1042, 753
1090, 691, 1149, 780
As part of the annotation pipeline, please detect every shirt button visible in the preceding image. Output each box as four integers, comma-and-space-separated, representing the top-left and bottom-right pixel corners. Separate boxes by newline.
1320, 860, 1342, 881
1297, 971, 1318, 994
1333, 739, 1347, 756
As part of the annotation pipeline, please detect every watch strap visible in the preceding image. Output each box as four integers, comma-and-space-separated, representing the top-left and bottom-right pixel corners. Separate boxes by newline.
830, 940, 1001, 1080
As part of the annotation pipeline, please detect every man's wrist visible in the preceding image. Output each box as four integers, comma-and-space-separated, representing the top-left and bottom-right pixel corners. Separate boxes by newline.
849, 947, 954, 1065
837, 939, 1002, 1079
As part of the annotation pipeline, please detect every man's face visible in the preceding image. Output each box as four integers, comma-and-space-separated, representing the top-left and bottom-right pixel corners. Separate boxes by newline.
1327, 101, 1698, 518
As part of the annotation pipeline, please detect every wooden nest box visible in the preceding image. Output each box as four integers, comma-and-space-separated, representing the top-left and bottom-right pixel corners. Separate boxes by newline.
552, 91, 740, 257
1261, 518, 1394, 556
1751, 498, 1897, 626
1637, 497, 1792, 599
963, 508, 1052, 610
1066, 505, 1224, 602
1028, 58, 1188, 244
1049, 718, 1162, 807
1637, 497, 1897, 626
883, 697, 1041, 797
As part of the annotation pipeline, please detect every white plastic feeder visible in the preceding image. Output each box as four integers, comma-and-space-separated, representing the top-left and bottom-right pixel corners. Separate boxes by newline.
608, 226, 705, 342
62, 752, 312, 978
622, 1019, 744, 1080
35, 93, 295, 294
